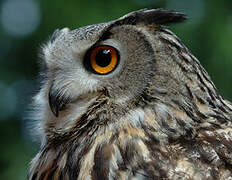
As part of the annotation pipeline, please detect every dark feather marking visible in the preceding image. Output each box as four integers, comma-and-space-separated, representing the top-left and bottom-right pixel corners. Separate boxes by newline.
185, 83, 194, 99
159, 35, 195, 74
159, 35, 183, 51
92, 144, 111, 180
141, 124, 161, 145
211, 168, 220, 180
196, 73, 216, 102
210, 113, 228, 123
159, 29, 228, 124
109, 130, 119, 144
116, 145, 130, 170
97, 30, 113, 43
199, 85, 206, 92
66, 148, 78, 180
179, 52, 193, 64
38, 171, 46, 180
115, 140, 158, 179
142, 140, 169, 178
31, 172, 37, 180
175, 118, 195, 139
40, 148, 63, 180
206, 97, 217, 109
197, 142, 216, 164
221, 100, 232, 112
195, 109, 208, 120
47, 166, 59, 180
200, 66, 217, 90
193, 97, 209, 119
217, 103, 230, 114
65, 135, 95, 178
198, 130, 232, 165
196, 96, 206, 105
172, 99, 200, 123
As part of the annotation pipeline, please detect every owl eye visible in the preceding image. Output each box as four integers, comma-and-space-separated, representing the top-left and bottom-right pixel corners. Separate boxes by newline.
87, 45, 119, 74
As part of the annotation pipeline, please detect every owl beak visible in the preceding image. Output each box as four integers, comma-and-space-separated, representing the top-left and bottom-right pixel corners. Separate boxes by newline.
48, 89, 60, 117
48, 84, 70, 117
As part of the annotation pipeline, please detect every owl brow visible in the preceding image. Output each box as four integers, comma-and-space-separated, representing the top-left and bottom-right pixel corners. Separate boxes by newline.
95, 31, 113, 44
93, 9, 187, 46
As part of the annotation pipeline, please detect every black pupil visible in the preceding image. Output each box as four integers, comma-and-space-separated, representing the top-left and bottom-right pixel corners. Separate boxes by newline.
95, 49, 112, 67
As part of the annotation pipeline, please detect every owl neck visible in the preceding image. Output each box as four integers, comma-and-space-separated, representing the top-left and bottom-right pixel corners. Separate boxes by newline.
150, 27, 232, 124
29, 94, 148, 179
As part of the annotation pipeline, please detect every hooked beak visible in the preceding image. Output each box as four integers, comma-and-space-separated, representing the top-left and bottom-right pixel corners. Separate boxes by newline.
48, 83, 70, 117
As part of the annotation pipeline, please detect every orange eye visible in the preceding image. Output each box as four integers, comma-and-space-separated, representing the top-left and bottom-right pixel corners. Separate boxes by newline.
89, 45, 119, 74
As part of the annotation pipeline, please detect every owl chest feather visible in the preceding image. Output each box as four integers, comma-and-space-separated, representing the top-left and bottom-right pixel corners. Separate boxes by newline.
29, 103, 232, 180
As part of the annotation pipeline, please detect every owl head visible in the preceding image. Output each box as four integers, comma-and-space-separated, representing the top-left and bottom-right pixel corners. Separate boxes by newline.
33, 9, 190, 141
28, 9, 232, 180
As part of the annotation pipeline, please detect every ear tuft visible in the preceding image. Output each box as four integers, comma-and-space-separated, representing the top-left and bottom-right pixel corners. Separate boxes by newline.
116, 8, 187, 26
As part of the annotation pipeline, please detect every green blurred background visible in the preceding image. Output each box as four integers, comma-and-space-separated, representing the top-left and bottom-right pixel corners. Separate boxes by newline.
0, 0, 231, 179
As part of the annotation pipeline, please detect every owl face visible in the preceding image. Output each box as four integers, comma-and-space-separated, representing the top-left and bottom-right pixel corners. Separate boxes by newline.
43, 17, 156, 117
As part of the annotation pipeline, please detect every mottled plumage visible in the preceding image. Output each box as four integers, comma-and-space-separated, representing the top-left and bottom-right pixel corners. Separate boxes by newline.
28, 9, 232, 180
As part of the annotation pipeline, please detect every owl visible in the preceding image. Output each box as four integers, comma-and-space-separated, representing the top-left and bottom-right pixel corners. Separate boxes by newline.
28, 9, 232, 180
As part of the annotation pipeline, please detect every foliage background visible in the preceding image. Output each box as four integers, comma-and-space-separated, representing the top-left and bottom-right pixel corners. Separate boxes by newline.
0, 0, 231, 179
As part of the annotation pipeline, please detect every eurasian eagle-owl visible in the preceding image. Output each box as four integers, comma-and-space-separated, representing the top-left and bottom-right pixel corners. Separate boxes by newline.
28, 9, 232, 180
